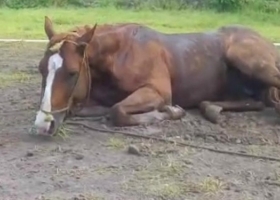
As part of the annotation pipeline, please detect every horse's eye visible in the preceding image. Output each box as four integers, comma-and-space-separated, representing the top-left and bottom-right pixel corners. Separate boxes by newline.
69, 71, 78, 77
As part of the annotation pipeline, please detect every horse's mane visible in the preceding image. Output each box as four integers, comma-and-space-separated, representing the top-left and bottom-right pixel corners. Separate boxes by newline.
46, 25, 93, 52
46, 23, 138, 53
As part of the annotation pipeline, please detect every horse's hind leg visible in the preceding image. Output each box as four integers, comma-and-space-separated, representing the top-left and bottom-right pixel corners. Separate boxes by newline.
227, 44, 280, 89
199, 100, 265, 124
250, 63, 280, 89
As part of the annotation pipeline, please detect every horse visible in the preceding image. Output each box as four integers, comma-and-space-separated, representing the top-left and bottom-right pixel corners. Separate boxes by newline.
34, 16, 137, 135
33, 16, 280, 136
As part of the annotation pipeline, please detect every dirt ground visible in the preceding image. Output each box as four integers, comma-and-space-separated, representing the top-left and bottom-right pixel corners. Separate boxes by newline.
1, 42, 280, 200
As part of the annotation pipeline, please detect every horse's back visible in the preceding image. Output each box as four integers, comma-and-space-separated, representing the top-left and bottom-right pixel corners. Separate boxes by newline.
116, 25, 228, 107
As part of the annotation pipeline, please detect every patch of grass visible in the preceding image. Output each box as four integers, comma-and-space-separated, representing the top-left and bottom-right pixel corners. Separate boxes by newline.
56, 124, 72, 140
122, 149, 227, 199
246, 145, 263, 156
245, 145, 276, 156
94, 165, 122, 175
1, 8, 280, 41
199, 176, 226, 194
122, 155, 191, 199
0, 71, 34, 88
55, 165, 121, 178
105, 136, 127, 150
139, 140, 194, 158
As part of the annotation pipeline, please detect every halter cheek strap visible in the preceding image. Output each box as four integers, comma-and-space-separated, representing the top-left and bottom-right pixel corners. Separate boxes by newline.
40, 40, 92, 117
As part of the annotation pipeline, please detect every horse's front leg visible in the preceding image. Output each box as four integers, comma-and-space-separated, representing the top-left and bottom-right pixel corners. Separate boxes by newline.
109, 86, 185, 126
70, 101, 110, 117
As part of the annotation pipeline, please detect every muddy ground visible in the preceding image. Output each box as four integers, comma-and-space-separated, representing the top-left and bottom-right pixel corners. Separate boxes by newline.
0, 42, 280, 200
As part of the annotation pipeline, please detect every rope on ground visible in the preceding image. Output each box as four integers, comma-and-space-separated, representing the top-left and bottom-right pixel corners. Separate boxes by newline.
66, 121, 280, 163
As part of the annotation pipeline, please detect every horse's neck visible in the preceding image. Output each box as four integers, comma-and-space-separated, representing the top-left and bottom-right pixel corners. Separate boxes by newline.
96, 31, 121, 54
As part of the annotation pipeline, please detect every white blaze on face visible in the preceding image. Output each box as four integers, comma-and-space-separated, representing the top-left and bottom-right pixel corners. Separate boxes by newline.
34, 53, 63, 133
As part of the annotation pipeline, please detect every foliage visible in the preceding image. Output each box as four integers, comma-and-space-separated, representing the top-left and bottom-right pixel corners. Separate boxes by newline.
0, 0, 280, 14
209, 0, 248, 12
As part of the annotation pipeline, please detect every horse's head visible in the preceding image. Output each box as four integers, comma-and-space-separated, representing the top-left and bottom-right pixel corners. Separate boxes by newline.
34, 17, 127, 136
33, 16, 94, 136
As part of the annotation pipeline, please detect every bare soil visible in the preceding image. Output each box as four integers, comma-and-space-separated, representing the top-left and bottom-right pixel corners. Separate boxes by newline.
1, 43, 280, 200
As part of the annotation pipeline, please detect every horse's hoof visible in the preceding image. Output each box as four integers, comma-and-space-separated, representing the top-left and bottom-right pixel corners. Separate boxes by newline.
161, 105, 186, 120
200, 103, 222, 124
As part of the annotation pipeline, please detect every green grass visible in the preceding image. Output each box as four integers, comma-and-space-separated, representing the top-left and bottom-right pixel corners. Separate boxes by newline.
1, 7, 280, 41
105, 136, 127, 150
0, 71, 35, 88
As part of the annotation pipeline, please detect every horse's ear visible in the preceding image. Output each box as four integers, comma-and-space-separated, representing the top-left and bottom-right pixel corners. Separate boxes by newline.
90, 23, 98, 41
76, 23, 98, 55
77, 23, 98, 45
44, 16, 56, 40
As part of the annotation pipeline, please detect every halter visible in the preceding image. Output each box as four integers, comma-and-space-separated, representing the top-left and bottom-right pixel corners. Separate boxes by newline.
40, 39, 92, 117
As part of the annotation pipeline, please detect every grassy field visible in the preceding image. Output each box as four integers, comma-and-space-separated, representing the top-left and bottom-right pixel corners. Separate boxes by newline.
1, 7, 280, 41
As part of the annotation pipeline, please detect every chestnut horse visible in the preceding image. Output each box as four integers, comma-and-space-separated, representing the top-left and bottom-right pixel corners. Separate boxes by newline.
34, 16, 137, 135
34, 16, 280, 136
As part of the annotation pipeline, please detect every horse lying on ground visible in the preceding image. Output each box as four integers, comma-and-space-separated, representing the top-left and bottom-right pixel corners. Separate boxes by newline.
34, 16, 280, 136
34, 17, 140, 135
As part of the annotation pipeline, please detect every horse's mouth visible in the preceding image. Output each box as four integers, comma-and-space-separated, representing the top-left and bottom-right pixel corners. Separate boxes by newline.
51, 112, 68, 136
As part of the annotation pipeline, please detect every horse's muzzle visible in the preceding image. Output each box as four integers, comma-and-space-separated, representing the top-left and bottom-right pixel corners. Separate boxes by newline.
33, 111, 66, 136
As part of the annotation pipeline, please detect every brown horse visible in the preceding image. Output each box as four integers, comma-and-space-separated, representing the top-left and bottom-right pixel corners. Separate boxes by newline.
33, 16, 137, 135
34, 16, 280, 136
